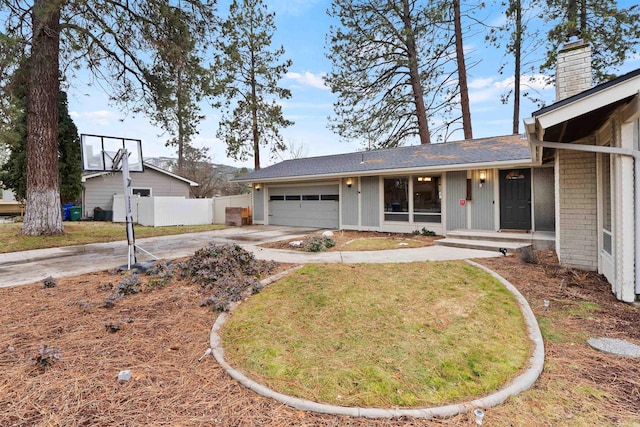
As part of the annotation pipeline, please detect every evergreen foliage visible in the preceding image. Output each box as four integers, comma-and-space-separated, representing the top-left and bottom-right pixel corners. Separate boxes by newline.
214, 0, 293, 170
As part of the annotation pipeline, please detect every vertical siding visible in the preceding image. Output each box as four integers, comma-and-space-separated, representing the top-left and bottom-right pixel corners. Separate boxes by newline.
446, 171, 467, 230
341, 179, 358, 226
470, 169, 495, 230
253, 190, 265, 222
533, 167, 555, 231
361, 176, 379, 227
558, 149, 598, 270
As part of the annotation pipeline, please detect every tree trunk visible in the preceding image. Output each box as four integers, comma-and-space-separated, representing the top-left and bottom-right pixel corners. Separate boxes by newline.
251, 51, 260, 170
177, 68, 184, 175
402, 0, 431, 145
512, 0, 522, 135
23, 0, 63, 236
453, 0, 472, 139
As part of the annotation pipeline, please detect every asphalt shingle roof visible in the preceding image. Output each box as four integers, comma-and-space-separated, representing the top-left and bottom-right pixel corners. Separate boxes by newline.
236, 135, 532, 182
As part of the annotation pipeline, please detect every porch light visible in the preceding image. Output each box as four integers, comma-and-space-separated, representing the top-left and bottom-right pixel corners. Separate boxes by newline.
254, 183, 261, 191
479, 170, 487, 187
346, 178, 353, 188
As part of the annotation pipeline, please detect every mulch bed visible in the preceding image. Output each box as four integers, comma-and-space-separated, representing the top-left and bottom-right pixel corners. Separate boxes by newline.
1, 249, 639, 426
260, 230, 439, 251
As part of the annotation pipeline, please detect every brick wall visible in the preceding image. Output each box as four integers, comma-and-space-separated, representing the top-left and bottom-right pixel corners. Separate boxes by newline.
556, 40, 592, 101
558, 149, 598, 270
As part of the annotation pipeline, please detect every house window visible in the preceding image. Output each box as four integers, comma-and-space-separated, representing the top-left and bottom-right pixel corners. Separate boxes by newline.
270, 195, 284, 201
285, 195, 301, 201
384, 177, 409, 221
302, 195, 320, 201
132, 188, 151, 197
320, 194, 339, 201
413, 175, 441, 223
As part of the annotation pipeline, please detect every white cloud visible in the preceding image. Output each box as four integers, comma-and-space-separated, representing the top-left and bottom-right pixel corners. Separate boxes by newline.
469, 74, 553, 104
468, 77, 495, 89
71, 110, 119, 126
286, 71, 329, 90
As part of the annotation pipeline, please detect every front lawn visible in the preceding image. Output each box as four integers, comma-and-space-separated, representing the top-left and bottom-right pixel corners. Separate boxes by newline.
0, 221, 226, 253
222, 262, 530, 407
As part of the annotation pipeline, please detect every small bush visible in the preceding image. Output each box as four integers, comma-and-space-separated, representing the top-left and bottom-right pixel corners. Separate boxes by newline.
518, 246, 538, 264
42, 276, 57, 288
145, 261, 176, 289
303, 236, 336, 252
178, 243, 276, 311
35, 345, 62, 370
419, 227, 436, 236
103, 275, 141, 308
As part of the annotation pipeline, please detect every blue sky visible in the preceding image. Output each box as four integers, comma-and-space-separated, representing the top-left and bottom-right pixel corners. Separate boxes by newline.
67, 0, 640, 169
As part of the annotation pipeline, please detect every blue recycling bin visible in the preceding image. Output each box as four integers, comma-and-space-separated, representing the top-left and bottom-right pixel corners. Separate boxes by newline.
62, 203, 74, 221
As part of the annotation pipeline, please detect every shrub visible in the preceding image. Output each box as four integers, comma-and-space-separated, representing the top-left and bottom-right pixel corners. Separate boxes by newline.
419, 227, 436, 236
42, 276, 57, 288
178, 243, 276, 311
103, 274, 141, 308
145, 261, 176, 288
518, 246, 538, 264
35, 345, 62, 370
303, 236, 336, 252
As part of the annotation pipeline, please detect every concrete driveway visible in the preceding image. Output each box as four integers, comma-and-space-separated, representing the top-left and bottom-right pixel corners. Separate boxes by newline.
0, 225, 500, 288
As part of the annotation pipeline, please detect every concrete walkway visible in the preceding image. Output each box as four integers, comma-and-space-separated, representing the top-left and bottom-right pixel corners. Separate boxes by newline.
0, 225, 501, 288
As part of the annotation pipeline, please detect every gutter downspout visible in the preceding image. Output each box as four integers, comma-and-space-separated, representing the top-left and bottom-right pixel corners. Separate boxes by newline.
529, 137, 640, 296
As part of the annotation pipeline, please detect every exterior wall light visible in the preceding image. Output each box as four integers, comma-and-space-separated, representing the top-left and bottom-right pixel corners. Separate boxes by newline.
346, 178, 353, 188
479, 170, 487, 186
255, 183, 261, 191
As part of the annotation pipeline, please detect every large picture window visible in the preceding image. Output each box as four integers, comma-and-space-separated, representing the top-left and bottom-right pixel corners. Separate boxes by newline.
384, 177, 409, 221
413, 176, 441, 223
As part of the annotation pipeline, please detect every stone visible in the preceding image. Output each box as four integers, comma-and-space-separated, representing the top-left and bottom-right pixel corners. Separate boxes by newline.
587, 337, 640, 358
322, 231, 334, 237
118, 370, 132, 382
289, 240, 303, 247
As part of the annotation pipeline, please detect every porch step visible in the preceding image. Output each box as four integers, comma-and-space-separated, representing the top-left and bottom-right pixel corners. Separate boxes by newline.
434, 238, 531, 254
446, 229, 535, 244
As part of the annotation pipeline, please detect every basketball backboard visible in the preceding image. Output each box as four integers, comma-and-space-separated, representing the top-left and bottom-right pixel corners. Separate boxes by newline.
81, 134, 144, 172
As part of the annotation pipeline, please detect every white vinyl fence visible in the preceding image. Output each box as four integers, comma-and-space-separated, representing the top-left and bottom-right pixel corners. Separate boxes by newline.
113, 193, 251, 226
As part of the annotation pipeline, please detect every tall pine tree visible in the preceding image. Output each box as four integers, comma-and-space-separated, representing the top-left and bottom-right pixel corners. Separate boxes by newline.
214, 0, 293, 170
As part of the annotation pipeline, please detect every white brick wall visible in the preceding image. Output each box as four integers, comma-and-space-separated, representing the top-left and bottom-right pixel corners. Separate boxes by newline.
555, 41, 592, 101
558, 149, 598, 270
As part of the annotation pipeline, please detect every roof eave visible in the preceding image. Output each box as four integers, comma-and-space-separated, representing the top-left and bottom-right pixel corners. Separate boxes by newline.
234, 158, 536, 183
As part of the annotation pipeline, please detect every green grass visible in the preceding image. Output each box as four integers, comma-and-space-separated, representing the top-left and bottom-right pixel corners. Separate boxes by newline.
0, 221, 226, 253
222, 262, 531, 408
344, 237, 425, 251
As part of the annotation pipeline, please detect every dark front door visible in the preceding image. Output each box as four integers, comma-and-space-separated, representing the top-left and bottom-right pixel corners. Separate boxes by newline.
499, 169, 532, 230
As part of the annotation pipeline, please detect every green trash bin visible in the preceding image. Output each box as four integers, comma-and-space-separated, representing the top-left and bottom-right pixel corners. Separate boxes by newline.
70, 206, 82, 221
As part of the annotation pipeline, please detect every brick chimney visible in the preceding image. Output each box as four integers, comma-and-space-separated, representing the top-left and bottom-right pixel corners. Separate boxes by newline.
555, 40, 592, 101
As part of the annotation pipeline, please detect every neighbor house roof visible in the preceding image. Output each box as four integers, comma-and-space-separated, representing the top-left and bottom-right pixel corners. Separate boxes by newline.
82, 162, 199, 187
235, 135, 533, 182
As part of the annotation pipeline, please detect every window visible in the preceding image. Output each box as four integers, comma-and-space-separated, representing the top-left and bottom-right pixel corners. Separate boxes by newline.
132, 188, 151, 197
285, 195, 301, 201
320, 194, 339, 201
302, 195, 320, 201
413, 176, 441, 223
602, 153, 612, 255
269, 195, 284, 201
384, 177, 409, 221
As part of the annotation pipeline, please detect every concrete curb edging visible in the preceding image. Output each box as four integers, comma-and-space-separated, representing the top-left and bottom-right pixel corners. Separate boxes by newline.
209, 261, 545, 419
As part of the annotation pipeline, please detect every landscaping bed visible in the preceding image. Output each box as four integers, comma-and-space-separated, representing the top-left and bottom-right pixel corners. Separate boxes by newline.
0, 246, 639, 426
260, 230, 440, 252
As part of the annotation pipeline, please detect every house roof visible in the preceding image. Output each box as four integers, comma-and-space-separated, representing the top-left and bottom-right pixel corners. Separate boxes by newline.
528, 67, 640, 143
82, 162, 199, 187
235, 135, 533, 182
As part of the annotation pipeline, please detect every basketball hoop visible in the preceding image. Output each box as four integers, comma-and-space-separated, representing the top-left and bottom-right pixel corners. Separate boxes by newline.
81, 134, 157, 270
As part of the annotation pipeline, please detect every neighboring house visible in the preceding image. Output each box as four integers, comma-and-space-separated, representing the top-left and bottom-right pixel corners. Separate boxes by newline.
236, 40, 640, 303
81, 162, 199, 218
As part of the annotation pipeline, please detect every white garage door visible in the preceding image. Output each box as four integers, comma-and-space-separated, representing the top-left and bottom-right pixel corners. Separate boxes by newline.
268, 184, 339, 229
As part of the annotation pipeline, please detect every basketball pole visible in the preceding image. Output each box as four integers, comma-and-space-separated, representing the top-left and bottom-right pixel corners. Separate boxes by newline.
120, 148, 137, 268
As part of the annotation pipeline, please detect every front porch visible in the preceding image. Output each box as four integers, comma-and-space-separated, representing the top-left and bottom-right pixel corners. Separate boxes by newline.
435, 229, 556, 253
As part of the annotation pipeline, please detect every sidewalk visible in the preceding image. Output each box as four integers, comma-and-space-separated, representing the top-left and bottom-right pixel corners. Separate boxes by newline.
0, 226, 501, 288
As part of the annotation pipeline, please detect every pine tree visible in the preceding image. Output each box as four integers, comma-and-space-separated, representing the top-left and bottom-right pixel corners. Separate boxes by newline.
215, 0, 293, 171
542, 0, 640, 83
326, 0, 458, 148
0, 0, 216, 235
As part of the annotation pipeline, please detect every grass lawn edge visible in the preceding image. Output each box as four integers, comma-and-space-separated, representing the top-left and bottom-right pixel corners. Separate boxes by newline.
209, 260, 545, 420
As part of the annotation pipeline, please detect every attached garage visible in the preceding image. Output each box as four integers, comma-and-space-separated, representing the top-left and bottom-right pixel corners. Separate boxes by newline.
268, 184, 339, 229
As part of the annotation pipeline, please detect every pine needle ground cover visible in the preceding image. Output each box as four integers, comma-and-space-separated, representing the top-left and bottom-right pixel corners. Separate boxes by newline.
222, 261, 530, 408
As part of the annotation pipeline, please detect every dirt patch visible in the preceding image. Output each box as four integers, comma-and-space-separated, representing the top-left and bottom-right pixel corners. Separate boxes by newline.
260, 230, 440, 251
0, 250, 639, 426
